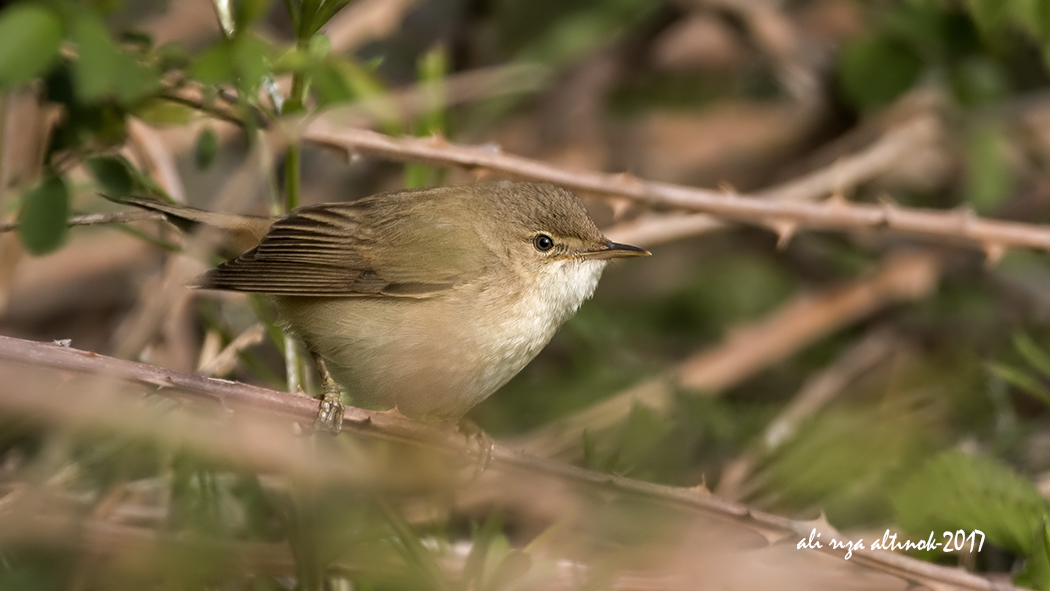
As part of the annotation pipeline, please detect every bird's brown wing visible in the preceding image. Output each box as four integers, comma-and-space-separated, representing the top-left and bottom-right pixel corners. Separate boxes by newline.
197, 191, 491, 297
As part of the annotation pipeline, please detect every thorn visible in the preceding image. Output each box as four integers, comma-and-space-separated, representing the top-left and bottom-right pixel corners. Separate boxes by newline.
799, 510, 839, 535
826, 190, 849, 207
52, 339, 72, 347
614, 170, 641, 186
692, 476, 711, 496
608, 197, 632, 221
956, 206, 977, 231
771, 220, 797, 249
424, 133, 449, 147
983, 243, 1006, 267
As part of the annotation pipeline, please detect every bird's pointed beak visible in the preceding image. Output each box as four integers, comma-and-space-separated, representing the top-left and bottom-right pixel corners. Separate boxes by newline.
578, 240, 651, 260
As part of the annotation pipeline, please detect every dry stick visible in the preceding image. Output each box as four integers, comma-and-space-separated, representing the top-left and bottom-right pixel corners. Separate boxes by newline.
197, 323, 266, 378
605, 116, 932, 246
302, 117, 1050, 256
0, 211, 166, 233
715, 328, 901, 500
0, 334, 1024, 591
517, 251, 941, 459
126, 119, 187, 204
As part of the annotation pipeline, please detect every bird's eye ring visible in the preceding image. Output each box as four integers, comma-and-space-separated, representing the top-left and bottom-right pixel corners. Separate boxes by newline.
533, 234, 555, 252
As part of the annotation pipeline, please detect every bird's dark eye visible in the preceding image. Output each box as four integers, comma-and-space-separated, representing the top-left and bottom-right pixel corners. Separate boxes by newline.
533, 234, 555, 252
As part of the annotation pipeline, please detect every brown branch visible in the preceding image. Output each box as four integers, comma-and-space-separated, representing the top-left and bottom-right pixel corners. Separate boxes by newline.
302, 117, 1050, 255
0, 333, 1024, 591
0, 211, 165, 233
605, 117, 931, 246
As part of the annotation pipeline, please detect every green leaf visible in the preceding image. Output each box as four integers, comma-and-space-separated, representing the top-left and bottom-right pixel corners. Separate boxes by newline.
458, 510, 503, 591
194, 127, 219, 170
67, 12, 158, 104
234, 0, 271, 32
86, 156, 134, 197
965, 124, 1011, 213
189, 42, 235, 84
190, 35, 271, 95
309, 59, 355, 105
891, 450, 1049, 555
967, 0, 1008, 34
0, 4, 62, 87
18, 174, 70, 255
308, 33, 330, 56
990, 362, 1050, 407
1017, 517, 1050, 590
1010, 0, 1050, 45
838, 34, 924, 110
416, 45, 447, 137
71, 12, 120, 102
1015, 333, 1050, 379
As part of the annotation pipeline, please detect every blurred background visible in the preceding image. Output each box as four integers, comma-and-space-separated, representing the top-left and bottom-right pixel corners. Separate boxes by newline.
4, 0, 1050, 589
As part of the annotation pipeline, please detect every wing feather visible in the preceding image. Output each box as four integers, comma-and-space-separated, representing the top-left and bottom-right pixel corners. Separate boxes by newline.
196, 188, 488, 297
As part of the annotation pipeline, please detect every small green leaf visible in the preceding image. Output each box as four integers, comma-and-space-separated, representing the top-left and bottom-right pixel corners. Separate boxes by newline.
86, 156, 133, 197
1010, 0, 1050, 45
0, 4, 62, 87
233, 0, 270, 32
308, 33, 330, 57
194, 127, 219, 170
189, 42, 235, 84
1015, 333, 1050, 379
965, 124, 1011, 214
1017, 517, 1050, 590
967, 0, 1008, 34
838, 34, 923, 110
71, 12, 120, 102
989, 362, 1050, 407
416, 44, 447, 137
190, 35, 271, 95
459, 510, 502, 591
18, 174, 70, 255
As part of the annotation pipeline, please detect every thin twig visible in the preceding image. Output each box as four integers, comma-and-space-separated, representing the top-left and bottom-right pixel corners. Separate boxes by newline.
0, 211, 165, 233
0, 333, 1024, 591
605, 117, 932, 246
197, 323, 266, 377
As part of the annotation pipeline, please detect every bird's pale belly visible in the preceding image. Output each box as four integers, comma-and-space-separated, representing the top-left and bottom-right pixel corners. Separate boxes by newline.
274, 291, 559, 420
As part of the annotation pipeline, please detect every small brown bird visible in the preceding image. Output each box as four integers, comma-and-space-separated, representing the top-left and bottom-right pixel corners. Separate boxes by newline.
125, 181, 649, 426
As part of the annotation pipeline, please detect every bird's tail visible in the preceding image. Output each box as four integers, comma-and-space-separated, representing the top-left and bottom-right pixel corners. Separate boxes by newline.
107, 195, 274, 252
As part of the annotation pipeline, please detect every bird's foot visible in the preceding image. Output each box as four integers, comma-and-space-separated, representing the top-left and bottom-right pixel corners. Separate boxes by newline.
314, 391, 345, 434
457, 418, 494, 480
310, 353, 345, 434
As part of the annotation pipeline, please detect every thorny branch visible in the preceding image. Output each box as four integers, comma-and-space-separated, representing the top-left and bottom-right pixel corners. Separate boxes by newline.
301, 116, 1050, 258
0, 333, 1024, 591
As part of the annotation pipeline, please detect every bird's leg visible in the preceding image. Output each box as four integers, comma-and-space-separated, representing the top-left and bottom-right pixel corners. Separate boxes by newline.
457, 417, 494, 480
310, 351, 345, 434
